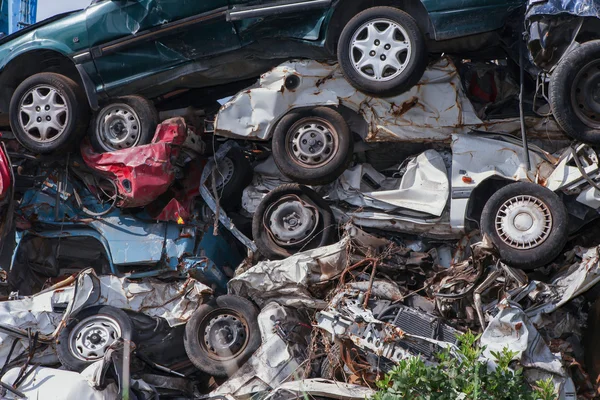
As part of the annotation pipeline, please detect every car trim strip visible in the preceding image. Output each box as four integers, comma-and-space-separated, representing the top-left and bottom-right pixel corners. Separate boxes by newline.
97, 7, 229, 57
227, 0, 332, 21
72, 51, 92, 64
451, 188, 473, 200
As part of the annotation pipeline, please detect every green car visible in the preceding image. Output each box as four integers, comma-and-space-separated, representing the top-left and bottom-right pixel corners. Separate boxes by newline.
0, 0, 524, 154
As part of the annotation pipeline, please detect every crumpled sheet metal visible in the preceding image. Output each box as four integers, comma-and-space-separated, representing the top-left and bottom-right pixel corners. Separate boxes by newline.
84, 271, 212, 327
263, 379, 375, 400
81, 118, 187, 208
328, 150, 449, 216
215, 58, 563, 143
0, 269, 211, 367
481, 304, 576, 400
229, 237, 350, 309
530, 246, 600, 315
0, 289, 63, 368
211, 303, 308, 398
1, 364, 120, 400
527, 0, 600, 18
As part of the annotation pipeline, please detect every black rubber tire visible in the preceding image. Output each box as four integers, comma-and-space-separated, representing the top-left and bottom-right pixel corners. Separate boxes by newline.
272, 107, 353, 185
9, 72, 89, 154
56, 306, 134, 372
481, 182, 568, 270
550, 40, 600, 144
184, 295, 260, 378
337, 6, 427, 97
89, 95, 159, 153
213, 148, 253, 211
252, 184, 336, 259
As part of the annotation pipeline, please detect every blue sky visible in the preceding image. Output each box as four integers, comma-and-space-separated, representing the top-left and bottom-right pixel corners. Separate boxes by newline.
37, 0, 90, 20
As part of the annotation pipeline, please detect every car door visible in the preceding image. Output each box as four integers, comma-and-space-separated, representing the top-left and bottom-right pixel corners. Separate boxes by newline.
86, 0, 240, 95
227, 0, 333, 45
422, 0, 526, 40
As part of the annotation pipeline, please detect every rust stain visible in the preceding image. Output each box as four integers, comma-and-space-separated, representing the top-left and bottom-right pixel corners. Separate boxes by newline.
390, 97, 419, 117
315, 72, 335, 87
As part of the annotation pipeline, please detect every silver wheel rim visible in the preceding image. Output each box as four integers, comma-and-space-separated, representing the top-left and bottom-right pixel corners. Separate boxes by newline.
214, 157, 235, 191
287, 117, 337, 167
495, 195, 553, 250
264, 195, 319, 247
95, 103, 142, 151
68, 315, 122, 361
18, 85, 69, 143
349, 18, 412, 82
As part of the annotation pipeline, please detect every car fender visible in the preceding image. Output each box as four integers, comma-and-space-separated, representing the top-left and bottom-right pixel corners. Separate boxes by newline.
0, 41, 99, 110
449, 133, 548, 230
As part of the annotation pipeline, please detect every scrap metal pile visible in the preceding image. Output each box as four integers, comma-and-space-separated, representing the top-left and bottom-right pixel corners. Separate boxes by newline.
3, 0, 600, 399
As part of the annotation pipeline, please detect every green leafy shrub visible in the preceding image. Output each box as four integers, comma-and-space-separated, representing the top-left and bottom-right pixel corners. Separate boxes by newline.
373, 332, 558, 400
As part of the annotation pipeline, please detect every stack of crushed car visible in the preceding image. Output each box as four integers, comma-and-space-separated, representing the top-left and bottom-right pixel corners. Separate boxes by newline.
2, 0, 600, 398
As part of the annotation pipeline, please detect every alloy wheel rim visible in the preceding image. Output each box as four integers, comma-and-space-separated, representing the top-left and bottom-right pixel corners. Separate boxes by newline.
349, 18, 412, 82
19, 85, 69, 143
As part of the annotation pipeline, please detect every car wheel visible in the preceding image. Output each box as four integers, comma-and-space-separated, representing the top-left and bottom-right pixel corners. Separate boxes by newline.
337, 6, 427, 97
550, 40, 600, 144
56, 306, 133, 372
252, 184, 336, 259
481, 182, 568, 270
272, 107, 353, 185
89, 95, 158, 153
210, 148, 253, 211
184, 295, 260, 378
9, 72, 89, 154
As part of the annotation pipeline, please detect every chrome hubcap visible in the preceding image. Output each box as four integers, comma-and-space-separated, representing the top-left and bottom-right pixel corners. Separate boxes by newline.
288, 118, 337, 167
68, 315, 122, 361
495, 195, 552, 250
350, 18, 412, 82
19, 85, 69, 142
265, 195, 319, 247
96, 104, 141, 151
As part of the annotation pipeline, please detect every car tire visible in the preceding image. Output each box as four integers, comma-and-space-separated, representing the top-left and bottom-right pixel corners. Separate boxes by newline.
252, 184, 336, 259
56, 306, 134, 372
337, 6, 427, 97
272, 107, 353, 185
89, 95, 158, 153
211, 148, 253, 211
550, 40, 600, 144
9, 72, 89, 154
184, 295, 261, 378
481, 182, 568, 270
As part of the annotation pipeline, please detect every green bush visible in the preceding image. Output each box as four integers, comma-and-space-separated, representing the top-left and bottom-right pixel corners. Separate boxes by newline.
373, 332, 557, 400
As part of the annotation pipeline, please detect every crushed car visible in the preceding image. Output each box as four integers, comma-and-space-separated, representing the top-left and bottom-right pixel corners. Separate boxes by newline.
0, 0, 528, 156
2, 118, 250, 295
214, 58, 565, 186
244, 129, 600, 271
526, 0, 600, 144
